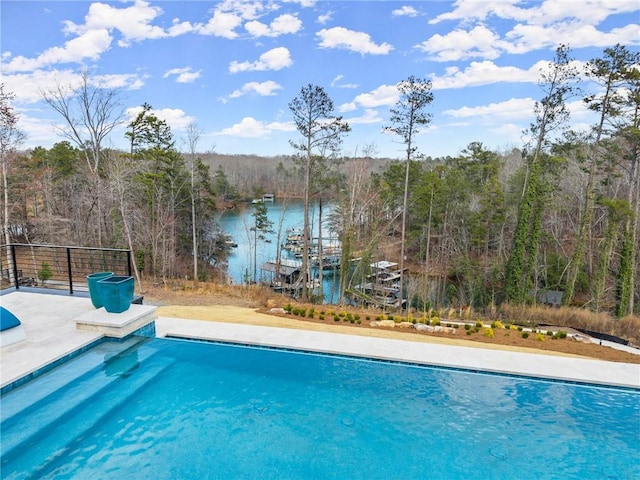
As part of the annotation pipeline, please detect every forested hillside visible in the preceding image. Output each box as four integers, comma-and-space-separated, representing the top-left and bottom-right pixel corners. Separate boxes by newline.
1, 45, 638, 318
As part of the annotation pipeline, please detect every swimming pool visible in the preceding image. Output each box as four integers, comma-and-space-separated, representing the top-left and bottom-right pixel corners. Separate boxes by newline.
1, 336, 638, 479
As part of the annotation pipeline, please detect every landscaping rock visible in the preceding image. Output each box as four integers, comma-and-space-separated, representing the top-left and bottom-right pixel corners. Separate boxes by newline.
370, 320, 396, 328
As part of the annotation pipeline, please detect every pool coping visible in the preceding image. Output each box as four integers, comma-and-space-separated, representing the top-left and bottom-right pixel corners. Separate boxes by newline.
154, 317, 640, 389
1, 290, 638, 391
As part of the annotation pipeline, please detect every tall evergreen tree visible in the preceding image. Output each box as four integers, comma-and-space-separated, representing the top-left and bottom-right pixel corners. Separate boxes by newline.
384, 75, 433, 306
289, 84, 350, 301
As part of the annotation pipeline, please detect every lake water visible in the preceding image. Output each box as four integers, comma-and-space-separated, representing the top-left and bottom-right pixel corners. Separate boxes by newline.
218, 200, 341, 301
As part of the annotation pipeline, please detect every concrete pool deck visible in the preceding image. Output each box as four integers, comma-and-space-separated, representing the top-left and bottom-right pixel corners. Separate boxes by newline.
1, 290, 639, 390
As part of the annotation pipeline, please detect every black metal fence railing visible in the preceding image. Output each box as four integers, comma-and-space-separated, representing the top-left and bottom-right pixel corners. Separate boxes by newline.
0, 243, 133, 295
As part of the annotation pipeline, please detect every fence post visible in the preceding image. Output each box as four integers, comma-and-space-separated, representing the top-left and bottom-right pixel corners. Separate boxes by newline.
126, 250, 132, 277
67, 247, 74, 294
11, 244, 19, 290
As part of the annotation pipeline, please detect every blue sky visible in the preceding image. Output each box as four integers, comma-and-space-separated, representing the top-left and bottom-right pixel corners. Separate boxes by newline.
2, 0, 639, 159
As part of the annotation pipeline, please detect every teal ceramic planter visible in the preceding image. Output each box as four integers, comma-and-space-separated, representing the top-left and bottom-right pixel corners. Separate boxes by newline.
87, 272, 114, 308
98, 275, 134, 313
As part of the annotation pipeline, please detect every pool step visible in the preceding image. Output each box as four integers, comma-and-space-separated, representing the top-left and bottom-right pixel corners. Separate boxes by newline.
0, 340, 165, 464
0, 336, 151, 425
2, 356, 173, 479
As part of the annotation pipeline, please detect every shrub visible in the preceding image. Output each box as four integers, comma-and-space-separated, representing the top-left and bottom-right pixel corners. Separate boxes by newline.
483, 328, 495, 338
333, 315, 340, 322
464, 324, 471, 331
491, 321, 505, 329
38, 262, 53, 284
431, 317, 441, 326
284, 303, 293, 313
521, 332, 530, 339
475, 320, 484, 328
354, 314, 360, 321
554, 330, 568, 339
535, 333, 546, 341
319, 314, 325, 321
308, 308, 315, 318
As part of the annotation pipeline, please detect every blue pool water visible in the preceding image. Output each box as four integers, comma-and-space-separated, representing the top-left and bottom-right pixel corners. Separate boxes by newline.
1, 336, 638, 479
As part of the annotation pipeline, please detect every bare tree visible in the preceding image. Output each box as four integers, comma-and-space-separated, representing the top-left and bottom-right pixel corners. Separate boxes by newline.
0, 83, 24, 283
0, 85, 25, 284
107, 151, 144, 293
42, 71, 125, 175
42, 71, 125, 247
185, 122, 204, 281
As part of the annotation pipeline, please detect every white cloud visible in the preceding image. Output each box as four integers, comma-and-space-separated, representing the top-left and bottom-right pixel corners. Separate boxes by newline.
347, 109, 383, 125
338, 102, 357, 113
163, 67, 202, 83
317, 11, 333, 24
195, 11, 243, 38
331, 75, 358, 89
194, 0, 285, 38
229, 47, 293, 73
443, 98, 535, 121
3, 29, 113, 72
352, 85, 399, 108
64, 0, 166, 47
95, 72, 149, 90
507, 23, 640, 52
429, 0, 524, 24
218, 117, 295, 138
245, 14, 302, 37
430, 60, 539, 90
283, 0, 317, 7
15, 112, 65, 149
392, 6, 419, 17
168, 19, 195, 37
415, 25, 506, 61
228, 81, 283, 99
126, 106, 195, 131
217, 0, 275, 21
317, 27, 393, 55
426, 0, 640, 59
431, 0, 640, 26
3, 69, 147, 104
